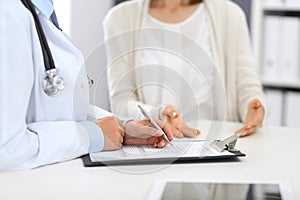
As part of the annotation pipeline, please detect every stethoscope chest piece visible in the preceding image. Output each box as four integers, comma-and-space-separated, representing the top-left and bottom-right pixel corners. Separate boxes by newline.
42, 69, 65, 97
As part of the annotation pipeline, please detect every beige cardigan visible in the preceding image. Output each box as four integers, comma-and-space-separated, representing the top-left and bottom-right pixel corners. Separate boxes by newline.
103, 0, 267, 122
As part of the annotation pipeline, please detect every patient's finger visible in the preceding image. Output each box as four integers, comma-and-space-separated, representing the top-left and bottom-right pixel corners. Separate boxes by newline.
180, 127, 200, 138
173, 130, 184, 138
163, 108, 178, 119
244, 126, 257, 136
238, 126, 257, 137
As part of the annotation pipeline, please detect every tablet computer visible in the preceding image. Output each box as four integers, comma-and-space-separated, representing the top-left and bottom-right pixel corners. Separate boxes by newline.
147, 180, 293, 200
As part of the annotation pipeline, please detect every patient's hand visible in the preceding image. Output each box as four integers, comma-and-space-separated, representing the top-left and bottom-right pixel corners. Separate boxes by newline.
159, 104, 200, 138
236, 99, 265, 137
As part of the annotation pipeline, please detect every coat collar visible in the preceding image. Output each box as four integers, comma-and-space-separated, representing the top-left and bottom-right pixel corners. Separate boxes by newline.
31, 0, 54, 19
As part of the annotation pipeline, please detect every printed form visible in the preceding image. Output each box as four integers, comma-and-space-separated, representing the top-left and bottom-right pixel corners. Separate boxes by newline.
90, 141, 234, 162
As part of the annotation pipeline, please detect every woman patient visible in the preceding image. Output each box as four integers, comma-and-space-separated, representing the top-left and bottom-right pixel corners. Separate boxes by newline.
103, 0, 267, 138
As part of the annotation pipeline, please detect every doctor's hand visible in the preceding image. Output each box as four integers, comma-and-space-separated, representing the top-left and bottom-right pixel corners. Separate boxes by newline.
96, 116, 125, 151
124, 119, 173, 148
159, 104, 200, 138
235, 99, 265, 137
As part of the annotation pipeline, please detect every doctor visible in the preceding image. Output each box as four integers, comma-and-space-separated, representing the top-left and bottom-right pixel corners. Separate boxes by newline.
0, 0, 173, 171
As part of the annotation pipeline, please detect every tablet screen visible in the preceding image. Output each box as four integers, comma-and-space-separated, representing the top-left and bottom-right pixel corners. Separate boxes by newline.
161, 182, 282, 200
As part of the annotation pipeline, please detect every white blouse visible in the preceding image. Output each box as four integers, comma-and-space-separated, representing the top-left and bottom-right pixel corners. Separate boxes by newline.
137, 4, 215, 122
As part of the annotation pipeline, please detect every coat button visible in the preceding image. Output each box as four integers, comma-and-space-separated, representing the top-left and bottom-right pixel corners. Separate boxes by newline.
80, 82, 85, 88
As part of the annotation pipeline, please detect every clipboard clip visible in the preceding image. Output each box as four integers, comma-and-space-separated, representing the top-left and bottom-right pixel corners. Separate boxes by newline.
210, 133, 242, 153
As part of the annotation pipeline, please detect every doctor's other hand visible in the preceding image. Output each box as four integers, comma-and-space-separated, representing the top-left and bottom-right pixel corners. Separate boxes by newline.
159, 104, 200, 138
235, 99, 265, 137
124, 119, 173, 148
96, 116, 125, 151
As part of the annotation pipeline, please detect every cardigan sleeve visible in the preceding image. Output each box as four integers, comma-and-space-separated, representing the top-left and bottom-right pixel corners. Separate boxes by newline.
103, 2, 161, 120
231, 3, 268, 122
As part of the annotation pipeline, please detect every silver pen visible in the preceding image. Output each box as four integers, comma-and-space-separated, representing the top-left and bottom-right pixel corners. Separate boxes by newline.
138, 105, 173, 146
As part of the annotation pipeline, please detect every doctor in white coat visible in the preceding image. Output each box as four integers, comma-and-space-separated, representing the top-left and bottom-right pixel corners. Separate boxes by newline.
0, 0, 173, 171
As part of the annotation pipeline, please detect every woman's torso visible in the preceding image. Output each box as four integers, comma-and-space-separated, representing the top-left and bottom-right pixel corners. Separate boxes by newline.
136, 3, 215, 122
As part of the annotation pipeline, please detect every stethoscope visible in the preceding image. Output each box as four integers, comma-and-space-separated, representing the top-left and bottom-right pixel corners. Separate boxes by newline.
21, 0, 94, 97
20, 0, 65, 96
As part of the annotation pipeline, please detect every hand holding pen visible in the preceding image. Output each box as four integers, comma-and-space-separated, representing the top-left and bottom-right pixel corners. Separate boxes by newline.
138, 105, 174, 147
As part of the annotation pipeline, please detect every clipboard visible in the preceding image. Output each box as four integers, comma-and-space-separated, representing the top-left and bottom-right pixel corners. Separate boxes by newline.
82, 136, 245, 167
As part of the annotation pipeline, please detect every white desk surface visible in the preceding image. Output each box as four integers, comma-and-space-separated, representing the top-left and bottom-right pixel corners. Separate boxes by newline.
0, 121, 299, 200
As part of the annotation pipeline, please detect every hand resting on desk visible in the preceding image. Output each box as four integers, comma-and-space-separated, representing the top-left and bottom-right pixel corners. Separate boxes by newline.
235, 99, 265, 137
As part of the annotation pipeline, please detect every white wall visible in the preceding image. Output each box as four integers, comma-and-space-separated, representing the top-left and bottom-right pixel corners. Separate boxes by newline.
53, 0, 114, 110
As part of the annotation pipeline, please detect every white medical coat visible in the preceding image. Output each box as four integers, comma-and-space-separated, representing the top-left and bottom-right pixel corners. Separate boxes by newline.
0, 0, 111, 170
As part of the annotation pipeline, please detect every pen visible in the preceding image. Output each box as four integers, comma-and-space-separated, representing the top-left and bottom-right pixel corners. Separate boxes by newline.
138, 105, 173, 147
